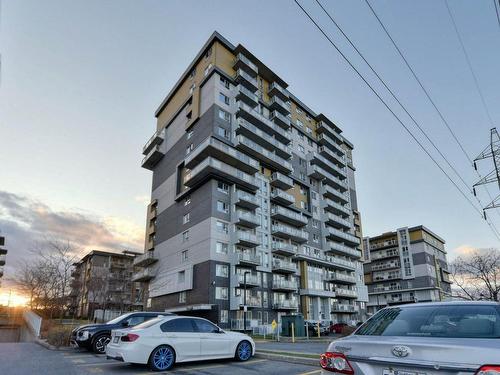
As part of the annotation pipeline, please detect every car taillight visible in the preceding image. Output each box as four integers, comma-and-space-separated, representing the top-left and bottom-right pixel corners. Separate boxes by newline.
320, 352, 354, 374
121, 333, 139, 342
476, 366, 500, 375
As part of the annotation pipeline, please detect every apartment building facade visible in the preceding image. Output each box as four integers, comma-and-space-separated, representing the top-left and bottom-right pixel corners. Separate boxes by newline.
363, 226, 452, 314
70, 250, 145, 319
0, 235, 7, 288
137, 32, 367, 329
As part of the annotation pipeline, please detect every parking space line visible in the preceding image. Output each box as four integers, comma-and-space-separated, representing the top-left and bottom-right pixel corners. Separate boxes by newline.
75, 361, 122, 367
63, 354, 105, 359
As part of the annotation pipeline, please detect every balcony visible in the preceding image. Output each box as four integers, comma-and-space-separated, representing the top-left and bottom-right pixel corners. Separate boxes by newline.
335, 287, 358, 299
143, 129, 165, 155
272, 259, 298, 274
270, 110, 291, 130
185, 136, 259, 174
300, 288, 336, 298
307, 164, 348, 192
0, 254, 6, 266
324, 212, 352, 230
325, 272, 357, 285
267, 82, 289, 101
236, 85, 259, 108
270, 172, 294, 190
326, 227, 360, 247
272, 279, 298, 291
235, 119, 291, 159
133, 250, 158, 267
318, 133, 345, 156
234, 210, 260, 229
234, 231, 260, 248
184, 157, 259, 192
236, 273, 260, 287
371, 262, 400, 271
330, 257, 357, 271
273, 299, 299, 310
331, 303, 356, 313
295, 249, 334, 268
235, 190, 260, 210
310, 152, 347, 179
326, 241, 362, 259
141, 145, 165, 170
235, 135, 292, 174
270, 188, 295, 206
373, 272, 402, 282
132, 268, 154, 282
370, 249, 400, 260
322, 198, 351, 218
322, 184, 349, 204
271, 224, 309, 243
372, 285, 401, 293
318, 145, 346, 167
271, 206, 308, 227
316, 121, 343, 145
234, 295, 261, 308
236, 102, 291, 146
234, 69, 258, 92
271, 242, 297, 257
269, 97, 291, 116
233, 53, 258, 77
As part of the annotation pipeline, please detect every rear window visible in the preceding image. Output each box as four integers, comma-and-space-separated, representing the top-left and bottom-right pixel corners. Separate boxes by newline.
161, 318, 196, 333
356, 304, 500, 338
132, 317, 162, 330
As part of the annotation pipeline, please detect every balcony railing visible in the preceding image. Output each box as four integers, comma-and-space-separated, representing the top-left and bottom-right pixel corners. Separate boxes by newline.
324, 272, 357, 284
235, 231, 260, 248
324, 212, 352, 230
269, 96, 291, 116
236, 118, 291, 158
234, 295, 262, 308
235, 190, 260, 209
236, 135, 292, 174
373, 285, 401, 293
270, 172, 294, 190
133, 250, 158, 267
233, 53, 258, 76
271, 242, 297, 256
132, 268, 154, 282
316, 121, 343, 144
272, 259, 298, 273
318, 145, 346, 167
310, 152, 347, 179
327, 241, 362, 259
236, 84, 259, 108
270, 110, 291, 130
273, 299, 299, 310
326, 227, 360, 246
271, 224, 309, 243
270, 188, 295, 206
335, 287, 358, 298
237, 252, 261, 266
272, 279, 298, 290
143, 129, 165, 155
141, 145, 165, 170
322, 198, 352, 218
322, 184, 349, 204
267, 82, 289, 101
308, 164, 348, 192
331, 303, 356, 313
235, 210, 260, 228
371, 262, 400, 271
234, 69, 258, 92
236, 273, 260, 287
271, 206, 308, 227
318, 133, 345, 156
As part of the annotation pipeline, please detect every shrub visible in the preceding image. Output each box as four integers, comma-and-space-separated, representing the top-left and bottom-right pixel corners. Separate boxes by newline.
46, 326, 73, 348
340, 326, 356, 337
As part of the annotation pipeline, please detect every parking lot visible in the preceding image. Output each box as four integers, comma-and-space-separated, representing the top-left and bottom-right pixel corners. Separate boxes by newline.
0, 343, 321, 375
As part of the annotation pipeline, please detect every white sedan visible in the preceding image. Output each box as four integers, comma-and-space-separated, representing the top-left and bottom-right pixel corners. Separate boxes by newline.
106, 315, 255, 371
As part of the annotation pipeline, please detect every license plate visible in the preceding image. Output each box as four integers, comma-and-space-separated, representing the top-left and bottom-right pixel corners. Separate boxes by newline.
113, 336, 119, 343
383, 370, 425, 375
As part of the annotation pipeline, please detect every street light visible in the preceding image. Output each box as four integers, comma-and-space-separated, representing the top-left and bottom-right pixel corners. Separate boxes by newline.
243, 271, 250, 333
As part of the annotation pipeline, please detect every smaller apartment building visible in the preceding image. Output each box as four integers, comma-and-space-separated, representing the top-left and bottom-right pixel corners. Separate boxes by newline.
70, 250, 145, 319
363, 226, 452, 314
0, 235, 7, 288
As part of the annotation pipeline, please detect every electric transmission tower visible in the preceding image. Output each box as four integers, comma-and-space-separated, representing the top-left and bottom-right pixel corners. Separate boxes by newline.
473, 128, 500, 214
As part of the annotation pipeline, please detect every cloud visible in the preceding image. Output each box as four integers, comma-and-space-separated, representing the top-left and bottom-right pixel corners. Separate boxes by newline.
450, 245, 477, 259
134, 195, 150, 205
0, 190, 144, 285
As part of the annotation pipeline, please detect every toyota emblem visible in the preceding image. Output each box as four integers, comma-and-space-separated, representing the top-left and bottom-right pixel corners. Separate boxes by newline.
391, 345, 410, 357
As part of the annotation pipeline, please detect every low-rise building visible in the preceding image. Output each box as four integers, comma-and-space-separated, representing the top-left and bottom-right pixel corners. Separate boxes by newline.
70, 250, 145, 319
363, 226, 452, 314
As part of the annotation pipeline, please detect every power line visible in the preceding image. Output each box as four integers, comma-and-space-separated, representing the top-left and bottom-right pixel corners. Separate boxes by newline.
363, 0, 500, 233
293, 0, 500, 241
493, 0, 500, 30
314, 0, 472, 195
445, 0, 495, 127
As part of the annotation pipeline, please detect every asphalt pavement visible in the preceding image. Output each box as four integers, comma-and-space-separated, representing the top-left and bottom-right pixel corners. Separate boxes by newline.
0, 342, 322, 375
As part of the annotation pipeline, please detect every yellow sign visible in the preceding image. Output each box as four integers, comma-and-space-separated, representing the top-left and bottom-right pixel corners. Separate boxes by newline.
271, 319, 277, 331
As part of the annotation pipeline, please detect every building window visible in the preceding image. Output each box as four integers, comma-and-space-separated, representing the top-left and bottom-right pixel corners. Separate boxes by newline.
220, 309, 228, 323
220, 76, 230, 89
217, 126, 230, 139
179, 291, 186, 303
189, 68, 196, 79
296, 119, 304, 128
298, 145, 305, 153
219, 92, 230, 105
218, 109, 230, 122
189, 83, 195, 94
181, 250, 188, 262
313, 234, 319, 243
183, 213, 190, 224
187, 130, 194, 139
311, 191, 317, 200
296, 107, 303, 114
216, 264, 229, 277
312, 219, 319, 228
216, 220, 228, 234
217, 200, 229, 213
204, 63, 213, 76
216, 242, 228, 255
186, 144, 193, 155
306, 127, 312, 135
217, 182, 229, 194
216, 287, 228, 300
178, 270, 185, 283
184, 196, 191, 206
299, 172, 306, 181
182, 230, 189, 242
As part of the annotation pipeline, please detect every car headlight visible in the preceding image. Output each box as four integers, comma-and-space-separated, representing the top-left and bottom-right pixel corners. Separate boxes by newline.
77, 331, 90, 340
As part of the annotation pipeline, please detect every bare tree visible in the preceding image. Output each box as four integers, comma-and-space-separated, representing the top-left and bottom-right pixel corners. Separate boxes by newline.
451, 248, 500, 301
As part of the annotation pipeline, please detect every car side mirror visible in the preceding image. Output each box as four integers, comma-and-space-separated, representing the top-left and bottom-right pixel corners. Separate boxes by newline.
121, 321, 129, 327
214, 328, 224, 334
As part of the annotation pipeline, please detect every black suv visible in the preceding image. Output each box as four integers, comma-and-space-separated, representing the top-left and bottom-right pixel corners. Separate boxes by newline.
70, 312, 171, 353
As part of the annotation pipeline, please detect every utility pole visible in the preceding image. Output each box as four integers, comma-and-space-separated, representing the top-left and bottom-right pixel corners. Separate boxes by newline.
473, 128, 500, 214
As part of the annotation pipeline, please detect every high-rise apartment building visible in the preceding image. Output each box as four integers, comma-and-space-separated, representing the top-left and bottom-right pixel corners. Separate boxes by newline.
0, 235, 7, 288
363, 226, 452, 314
70, 250, 145, 319
137, 32, 367, 329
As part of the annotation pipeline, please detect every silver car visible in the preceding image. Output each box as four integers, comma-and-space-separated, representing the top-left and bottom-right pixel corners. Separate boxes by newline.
321, 301, 500, 375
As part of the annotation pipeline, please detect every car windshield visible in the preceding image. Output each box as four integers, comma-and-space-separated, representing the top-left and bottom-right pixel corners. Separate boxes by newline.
132, 317, 163, 330
106, 314, 132, 325
356, 304, 500, 338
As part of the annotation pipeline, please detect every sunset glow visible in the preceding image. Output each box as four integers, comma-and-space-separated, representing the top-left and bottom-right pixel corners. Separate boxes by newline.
0, 291, 29, 307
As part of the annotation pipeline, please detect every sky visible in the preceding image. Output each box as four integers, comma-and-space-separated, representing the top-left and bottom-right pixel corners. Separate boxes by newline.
1, 0, 500, 288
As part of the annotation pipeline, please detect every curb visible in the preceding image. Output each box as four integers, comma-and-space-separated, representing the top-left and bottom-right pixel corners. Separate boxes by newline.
34, 338, 73, 351
255, 351, 319, 367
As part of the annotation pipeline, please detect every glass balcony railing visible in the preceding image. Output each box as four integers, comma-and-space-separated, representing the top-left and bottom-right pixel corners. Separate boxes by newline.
270, 188, 295, 205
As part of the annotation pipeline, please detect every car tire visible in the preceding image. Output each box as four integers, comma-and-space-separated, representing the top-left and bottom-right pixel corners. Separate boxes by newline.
92, 334, 110, 354
235, 340, 252, 362
149, 345, 175, 372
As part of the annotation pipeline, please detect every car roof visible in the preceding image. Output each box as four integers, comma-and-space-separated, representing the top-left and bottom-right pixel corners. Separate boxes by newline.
385, 301, 499, 309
